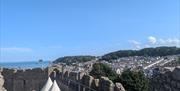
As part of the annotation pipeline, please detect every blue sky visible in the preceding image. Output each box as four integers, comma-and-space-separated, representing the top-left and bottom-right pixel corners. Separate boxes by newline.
0, 0, 180, 62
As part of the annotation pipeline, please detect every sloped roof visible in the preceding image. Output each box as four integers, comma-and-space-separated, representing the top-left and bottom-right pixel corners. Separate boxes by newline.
49, 80, 61, 91
40, 77, 53, 91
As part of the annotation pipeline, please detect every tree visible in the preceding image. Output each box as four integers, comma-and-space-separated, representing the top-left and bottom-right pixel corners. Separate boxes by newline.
90, 63, 149, 91
89, 63, 118, 82
101, 46, 180, 61
115, 69, 149, 91
53, 56, 96, 65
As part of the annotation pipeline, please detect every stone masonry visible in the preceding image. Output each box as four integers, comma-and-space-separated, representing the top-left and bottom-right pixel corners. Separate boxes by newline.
0, 69, 6, 91
1, 66, 126, 91
150, 66, 180, 91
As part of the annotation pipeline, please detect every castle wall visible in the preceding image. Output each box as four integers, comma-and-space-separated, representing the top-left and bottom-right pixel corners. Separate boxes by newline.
150, 66, 180, 91
2, 68, 48, 91
1, 66, 125, 91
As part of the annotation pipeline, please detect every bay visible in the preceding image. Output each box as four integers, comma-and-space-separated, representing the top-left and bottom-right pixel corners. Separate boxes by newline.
0, 61, 51, 69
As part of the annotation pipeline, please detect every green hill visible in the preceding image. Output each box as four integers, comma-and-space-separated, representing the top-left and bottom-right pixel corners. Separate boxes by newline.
101, 46, 180, 61
53, 46, 180, 64
53, 56, 96, 65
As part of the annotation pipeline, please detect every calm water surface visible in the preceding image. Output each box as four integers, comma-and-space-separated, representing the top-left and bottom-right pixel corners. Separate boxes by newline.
0, 61, 51, 69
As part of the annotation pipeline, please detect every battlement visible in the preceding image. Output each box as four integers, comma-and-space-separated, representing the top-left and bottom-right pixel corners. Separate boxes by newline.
1, 66, 125, 91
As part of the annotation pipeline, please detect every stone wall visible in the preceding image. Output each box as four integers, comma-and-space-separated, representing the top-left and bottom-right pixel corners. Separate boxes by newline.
3, 65, 180, 91
150, 66, 180, 91
1, 66, 125, 91
59, 70, 125, 91
0, 69, 7, 91
2, 68, 48, 91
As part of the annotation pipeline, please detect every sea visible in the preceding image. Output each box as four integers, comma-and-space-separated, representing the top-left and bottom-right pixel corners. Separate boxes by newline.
0, 61, 51, 69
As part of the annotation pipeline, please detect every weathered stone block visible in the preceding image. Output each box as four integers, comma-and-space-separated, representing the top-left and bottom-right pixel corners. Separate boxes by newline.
172, 66, 180, 81
0, 72, 6, 91
91, 79, 99, 90
99, 77, 115, 91
69, 72, 79, 80
81, 75, 94, 87
114, 83, 125, 91
177, 82, 180, 89
171, 80, 176, 88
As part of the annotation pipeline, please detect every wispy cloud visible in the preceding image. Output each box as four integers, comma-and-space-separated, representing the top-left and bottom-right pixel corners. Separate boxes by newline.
158, 38, 180, 46
148, 36, 157, 44
148, 36, 180, 46
129, 36, 180, 49
128, 40, 141, 49
0, 47, 33, 53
